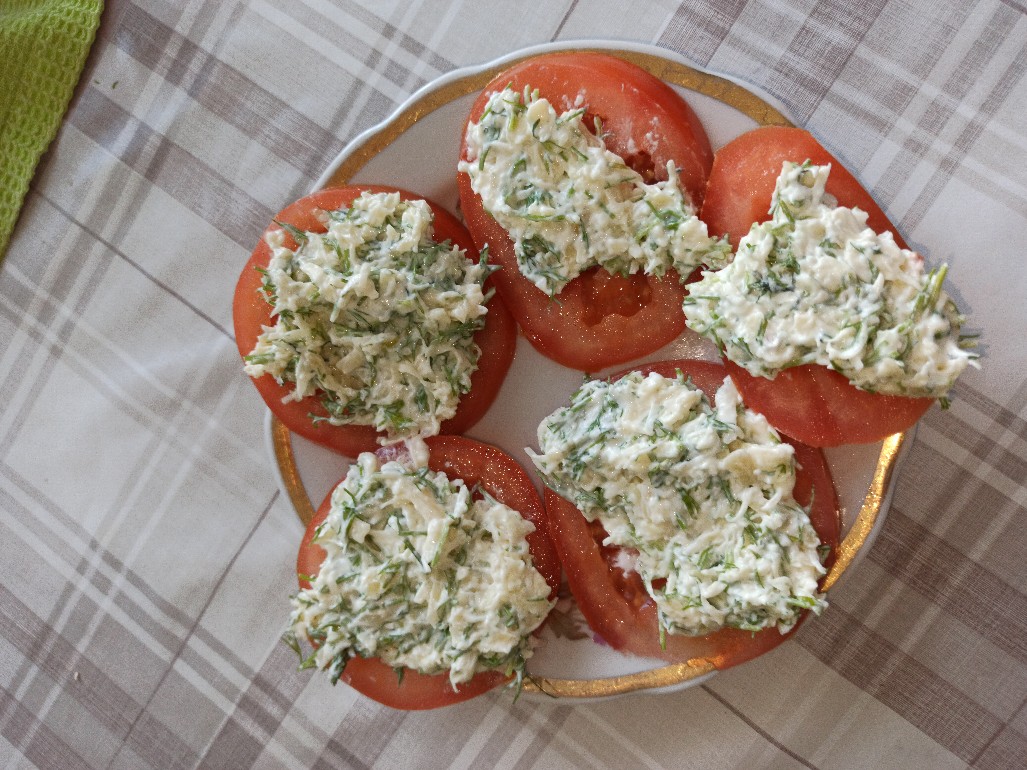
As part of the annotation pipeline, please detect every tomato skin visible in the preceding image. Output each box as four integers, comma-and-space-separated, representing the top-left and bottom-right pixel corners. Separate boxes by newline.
544, 359, 840, 669
458, 52, 715, 371
723, 361, 933, 447
296, 436, 559, 710
697, 126, 931, 446
700, 125, 909, 250
233, 185, 516, 457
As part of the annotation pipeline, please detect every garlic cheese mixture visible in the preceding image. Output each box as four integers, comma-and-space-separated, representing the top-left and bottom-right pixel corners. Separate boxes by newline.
529, 371, 827, 637
685, 162, 977, 398
286, 441, 554, 688
244, 191, 491, 440
459, 86, 729, 296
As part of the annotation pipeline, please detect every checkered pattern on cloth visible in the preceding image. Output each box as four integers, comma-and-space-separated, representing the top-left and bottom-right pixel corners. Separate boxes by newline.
1, 1, 1024, 767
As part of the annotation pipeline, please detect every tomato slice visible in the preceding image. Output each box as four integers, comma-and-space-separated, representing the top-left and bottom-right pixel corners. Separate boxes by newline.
296, 435, 560, 710
723, 361, 933, 447
697, 127, 932, 446
233, 185, 516, 456
700, 125, 910, 251
457, 52, 715, 371
543, 359, 840, 669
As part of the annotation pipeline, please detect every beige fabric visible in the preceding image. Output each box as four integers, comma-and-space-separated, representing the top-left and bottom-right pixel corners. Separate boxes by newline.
1, 0, 1023, 767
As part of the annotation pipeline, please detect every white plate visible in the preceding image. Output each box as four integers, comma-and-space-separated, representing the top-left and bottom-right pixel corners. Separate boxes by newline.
266, 40, 912, 700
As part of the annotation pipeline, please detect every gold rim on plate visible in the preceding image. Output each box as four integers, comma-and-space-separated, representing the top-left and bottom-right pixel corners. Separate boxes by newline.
271, 418, 905, 697
272, 46, 906, 699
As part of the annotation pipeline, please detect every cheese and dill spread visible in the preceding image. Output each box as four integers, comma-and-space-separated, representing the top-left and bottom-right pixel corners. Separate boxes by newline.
459, 86, 729, 296
285, 440, 554, 689
684, 162, 977, 399
529, 371, 826, 637
244, 191, 492, 441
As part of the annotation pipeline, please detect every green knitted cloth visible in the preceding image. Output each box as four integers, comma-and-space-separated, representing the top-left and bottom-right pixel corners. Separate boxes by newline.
0, 0, 103, 260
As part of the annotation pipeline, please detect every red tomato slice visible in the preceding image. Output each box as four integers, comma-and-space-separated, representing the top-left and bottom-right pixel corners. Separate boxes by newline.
233, 185, 516, 456
457, 52, 715, 371
296, 435, 560, 710
697, 126, 932, 446
723, 361, 933, 447
700, 125, 909, 250
544, 359, 840, 669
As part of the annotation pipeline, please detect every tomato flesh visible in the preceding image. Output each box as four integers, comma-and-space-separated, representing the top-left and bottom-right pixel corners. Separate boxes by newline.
296, 436, 559, 710
458, 52, 714, 371
544, 359, 841, 669
698, 127, 932, 446
232, 185, 516, 456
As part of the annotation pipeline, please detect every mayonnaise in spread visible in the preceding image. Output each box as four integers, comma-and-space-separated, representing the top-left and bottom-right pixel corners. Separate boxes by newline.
286, 440, 554, 688
245, 191, 491, 441
460, 86, 729, 296
685, 162, 977, 398
529, 371, 827, 637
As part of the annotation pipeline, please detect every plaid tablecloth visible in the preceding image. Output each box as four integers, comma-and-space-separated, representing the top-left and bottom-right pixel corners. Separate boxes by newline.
2, 1, 1025, 767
